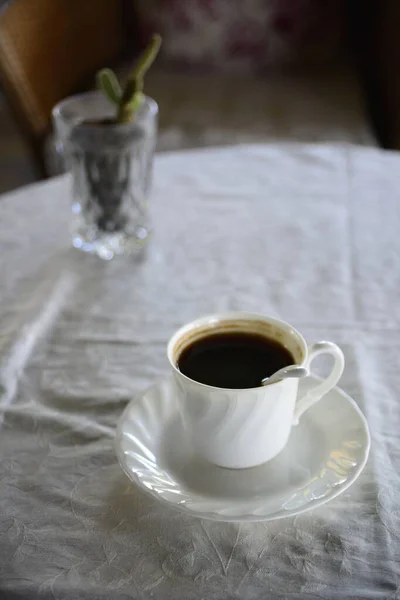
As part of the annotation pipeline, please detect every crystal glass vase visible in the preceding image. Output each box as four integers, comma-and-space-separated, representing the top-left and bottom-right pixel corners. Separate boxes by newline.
53, 92, 158, 260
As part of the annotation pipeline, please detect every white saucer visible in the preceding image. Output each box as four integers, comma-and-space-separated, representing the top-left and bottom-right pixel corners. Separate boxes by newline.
115, 376, 370, 522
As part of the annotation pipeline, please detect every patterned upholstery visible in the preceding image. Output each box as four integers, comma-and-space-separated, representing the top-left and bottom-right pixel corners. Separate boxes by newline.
136, 0, 349, 71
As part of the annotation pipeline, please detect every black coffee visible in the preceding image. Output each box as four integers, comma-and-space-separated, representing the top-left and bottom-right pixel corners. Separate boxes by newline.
178, 331, 294, 389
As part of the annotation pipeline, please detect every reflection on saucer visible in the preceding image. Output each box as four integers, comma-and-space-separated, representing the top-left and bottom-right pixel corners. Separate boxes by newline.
159, 415, 321, 500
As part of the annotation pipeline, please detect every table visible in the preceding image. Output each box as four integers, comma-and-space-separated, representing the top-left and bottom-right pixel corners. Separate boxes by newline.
0, 143, 399, 599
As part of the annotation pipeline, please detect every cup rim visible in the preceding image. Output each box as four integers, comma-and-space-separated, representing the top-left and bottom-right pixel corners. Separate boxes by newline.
167, 311, 308, 392
52, 90, 158, 129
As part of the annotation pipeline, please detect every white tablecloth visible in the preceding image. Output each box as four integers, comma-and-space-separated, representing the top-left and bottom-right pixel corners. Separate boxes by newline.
0, 143, 399, 599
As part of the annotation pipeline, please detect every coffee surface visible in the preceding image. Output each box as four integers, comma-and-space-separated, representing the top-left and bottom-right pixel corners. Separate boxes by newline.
177, 331, 294, 389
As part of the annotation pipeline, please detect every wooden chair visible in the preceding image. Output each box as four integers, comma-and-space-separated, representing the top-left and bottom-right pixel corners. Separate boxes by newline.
0, 0, 140, 179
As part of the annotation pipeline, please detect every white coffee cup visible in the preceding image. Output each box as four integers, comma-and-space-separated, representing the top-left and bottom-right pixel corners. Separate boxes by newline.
168, 312, 344, 469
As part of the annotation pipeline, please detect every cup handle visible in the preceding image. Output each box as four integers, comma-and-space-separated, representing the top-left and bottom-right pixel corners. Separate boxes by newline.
293, 341, 345, 425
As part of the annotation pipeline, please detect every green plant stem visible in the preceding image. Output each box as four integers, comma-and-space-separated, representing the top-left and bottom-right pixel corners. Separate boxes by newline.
116, 34, 161, 124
